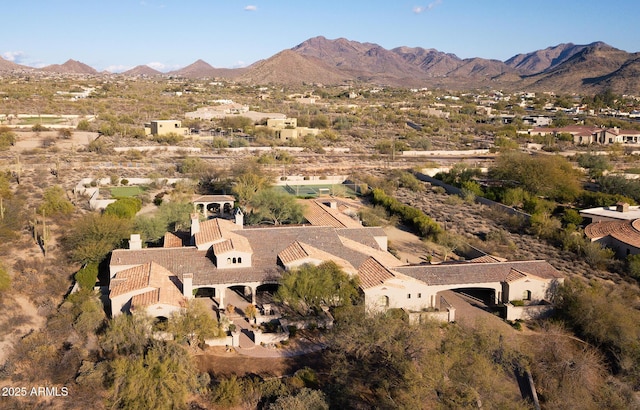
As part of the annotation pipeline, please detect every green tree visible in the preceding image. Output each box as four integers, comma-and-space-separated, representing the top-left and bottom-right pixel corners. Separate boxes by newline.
38, 185, 74, 216
63, 213, 132, 264
627, 254, 640, 279
233, 172, 271, 204
267, 388, 329, 410
75, 262, 99, 290
577, 153, 612, 178
167, 299, 225, 347
101, 313, 154, 357
248, 189, 305, 225
104, 197, 142, 219
275, 261, 360, 315
490, 151, 581, 202
108, 341, 198, 410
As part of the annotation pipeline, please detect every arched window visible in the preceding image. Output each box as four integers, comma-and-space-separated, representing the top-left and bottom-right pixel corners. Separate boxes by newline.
227, 258, 231, 264
232, 257, 237, 264
378, 295, 389, 307
523, 290, 532, 301
238, 257, 242, 264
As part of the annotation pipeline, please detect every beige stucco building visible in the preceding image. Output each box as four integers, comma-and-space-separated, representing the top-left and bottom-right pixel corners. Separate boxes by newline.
108, 198, 563, 319
266, 118, 320, 141
144, 120, 190, 136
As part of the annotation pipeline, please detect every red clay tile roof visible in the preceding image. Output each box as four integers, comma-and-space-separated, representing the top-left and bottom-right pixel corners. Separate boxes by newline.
470, 255, 507, 263
358, 257, 395, 289
193, 195, 235, 202
505, 268, 527, 282
584, 219, 640, 248
302, 200, 361, 228
131, 285, 185, 310
194, 218, 223, 245
163, 232, 184, 248
278, 241, 308, 265
395, 260, 562, 286
110, 262, 179, 298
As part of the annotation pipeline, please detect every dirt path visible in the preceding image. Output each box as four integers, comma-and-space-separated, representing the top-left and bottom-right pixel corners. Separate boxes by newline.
0, 296, 46, 365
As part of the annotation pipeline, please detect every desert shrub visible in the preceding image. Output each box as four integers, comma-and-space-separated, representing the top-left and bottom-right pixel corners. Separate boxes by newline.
0, 126, 16, 149
371, 188, 441, 239
38, 185, 74, 216
75, 262, 99, 290
104, 197, 142, 219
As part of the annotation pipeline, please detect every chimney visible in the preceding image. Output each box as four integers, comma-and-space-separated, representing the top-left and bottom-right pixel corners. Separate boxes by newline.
183, 273, 193, 299
129, 234, 142, 250
190, 213, 200, 235
234, 208, 244, 228
616, 202, 629, 213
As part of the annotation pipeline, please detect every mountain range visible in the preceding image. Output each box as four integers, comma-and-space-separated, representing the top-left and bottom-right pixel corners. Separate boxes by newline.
1, 36, 638, 94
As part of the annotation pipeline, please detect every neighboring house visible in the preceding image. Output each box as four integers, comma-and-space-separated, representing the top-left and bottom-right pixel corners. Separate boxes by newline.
582, 203, 640, 258
584, 219, 640, 258
266, 118, 319, 141
527, 126, 640, 145
579, 202, 640, 223
108, 199, 563, 319
144, 120, 190, 136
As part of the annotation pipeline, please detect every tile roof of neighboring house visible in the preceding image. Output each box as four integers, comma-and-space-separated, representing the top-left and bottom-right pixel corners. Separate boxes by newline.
358, 257, 395, 289
302, 199, 362, 228
584, 219, 640, 248
394, 260, 562, 286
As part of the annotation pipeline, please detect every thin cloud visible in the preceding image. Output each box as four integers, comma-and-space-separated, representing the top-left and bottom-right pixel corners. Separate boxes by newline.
147, 62, 181, 72
147, 62, 168, 71
2, 51, 26, 63
244, 5, 257, 11
413, 0, 442, 14
104, 64, 133, 73
232, 61, 248, 68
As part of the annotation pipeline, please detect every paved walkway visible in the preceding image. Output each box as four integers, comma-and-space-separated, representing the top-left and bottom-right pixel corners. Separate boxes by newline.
221, 290, 325, 358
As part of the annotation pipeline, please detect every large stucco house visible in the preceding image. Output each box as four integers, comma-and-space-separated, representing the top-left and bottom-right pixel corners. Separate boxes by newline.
108, 198, 563, 319
527, 125, 640, 145
582, 203, 640, 258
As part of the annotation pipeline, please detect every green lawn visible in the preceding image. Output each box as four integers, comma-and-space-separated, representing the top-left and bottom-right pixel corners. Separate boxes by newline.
109, 186, 147, 198
274, 184, 358, 198
18, 116, 67, 125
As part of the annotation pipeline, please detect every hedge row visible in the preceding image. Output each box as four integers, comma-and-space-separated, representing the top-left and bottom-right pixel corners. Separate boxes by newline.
371, 188, 442, 239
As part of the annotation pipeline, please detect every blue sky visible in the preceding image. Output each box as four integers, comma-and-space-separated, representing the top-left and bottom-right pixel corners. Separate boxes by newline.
1, 0, 638, 72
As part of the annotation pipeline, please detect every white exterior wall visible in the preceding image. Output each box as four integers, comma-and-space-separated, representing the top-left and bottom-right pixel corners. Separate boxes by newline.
366, 280, 506, 313
140, 303, 183, 319
364, 279, 433, 312
505, 277, 563, 303
215, 251, 252, 269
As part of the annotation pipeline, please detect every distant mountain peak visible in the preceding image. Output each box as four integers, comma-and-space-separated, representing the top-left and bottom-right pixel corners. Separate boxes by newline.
40, 59, 97, 74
